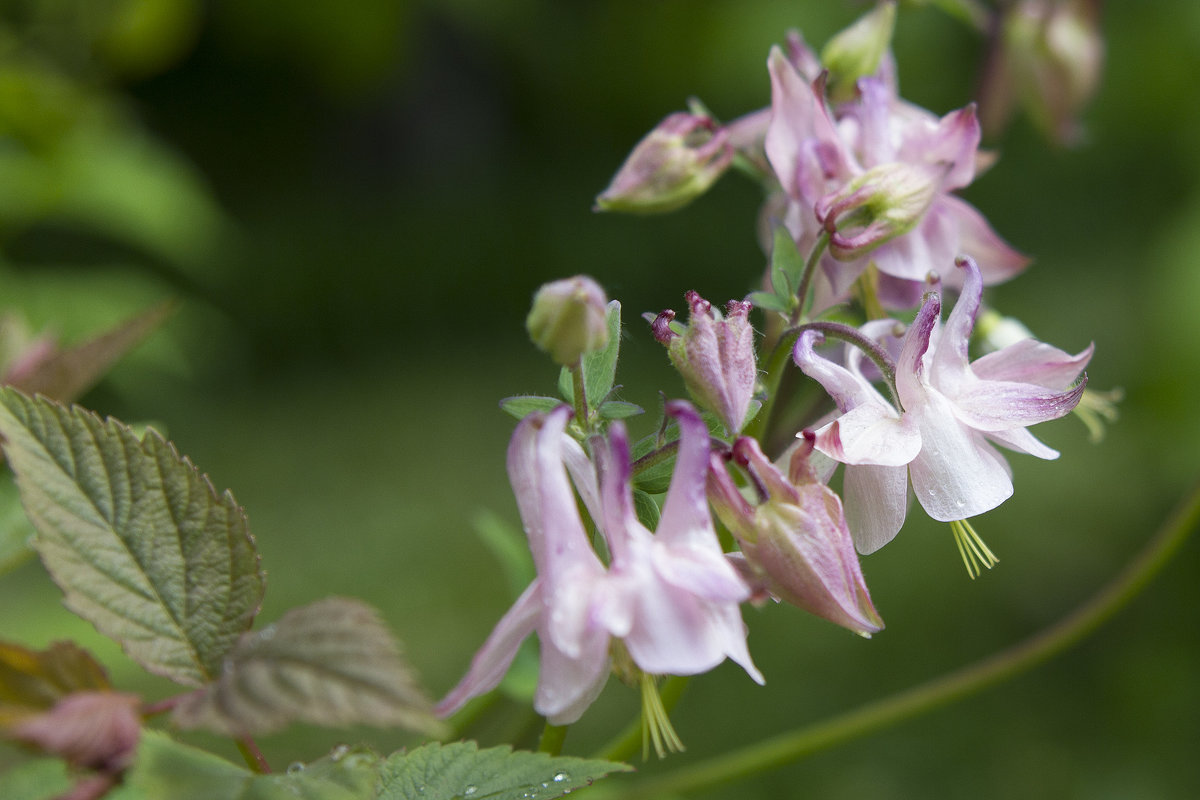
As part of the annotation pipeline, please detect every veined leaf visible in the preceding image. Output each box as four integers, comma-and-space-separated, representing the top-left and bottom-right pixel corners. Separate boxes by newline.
499, 396, 563, 422
172, 597, 443, 737
581, 300, 622, 407
0, 388, 265, 687
376, 741, 632, 800
770, 224, 804, 302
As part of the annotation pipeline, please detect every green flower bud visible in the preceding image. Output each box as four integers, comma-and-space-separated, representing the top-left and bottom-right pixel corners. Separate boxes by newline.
525, 275, 610, 366
594, 113, 733, 214
821, 1, 897, 104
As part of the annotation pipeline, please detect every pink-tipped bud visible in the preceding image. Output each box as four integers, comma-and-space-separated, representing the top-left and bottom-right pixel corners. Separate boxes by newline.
595, 113, 734, 214
659, 293, 756, 433
815, 162, 941, 261
526, 275, 610, 366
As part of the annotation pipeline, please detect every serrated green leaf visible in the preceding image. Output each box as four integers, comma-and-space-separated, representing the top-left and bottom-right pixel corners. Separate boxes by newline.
632, 489, 661, 530
172, 597, 443, 737
596, 400, 644, 420
127, 731, 382, 800
499, 396, 564, 422
746, 291, 791, 314
376, 741, 632, 800
770, 224, 805, 299
580, 300, 622, 407
0, 388, 265, 687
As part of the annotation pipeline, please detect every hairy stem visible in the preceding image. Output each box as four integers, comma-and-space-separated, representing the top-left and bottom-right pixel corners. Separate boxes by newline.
597, 479, 1200, 798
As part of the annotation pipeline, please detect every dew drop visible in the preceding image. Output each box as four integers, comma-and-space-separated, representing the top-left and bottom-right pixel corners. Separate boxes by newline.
259, 624, 277, 641
286, 762, 305, 775
553, 772, 569, 783
463, 786, 477, 797
330, 744, 350, 762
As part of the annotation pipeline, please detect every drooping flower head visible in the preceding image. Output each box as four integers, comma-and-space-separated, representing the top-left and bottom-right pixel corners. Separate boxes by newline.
794, 257, 1091, 554
436, 402, 760, 726
708, 432, 883, 636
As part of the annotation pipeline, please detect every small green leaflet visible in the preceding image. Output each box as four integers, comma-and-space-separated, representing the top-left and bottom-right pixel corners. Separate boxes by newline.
376, 741, 632, 800
0, 388, 265, 687
173, 597, 443, 737
748, 225, 805, 315
499, 396, 562, 421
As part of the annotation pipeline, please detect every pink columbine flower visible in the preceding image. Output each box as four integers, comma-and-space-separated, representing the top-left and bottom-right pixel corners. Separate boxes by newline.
436, 402, 760, 726
708, 432, 883, 636
793, 256, 1092, 554
764, 43, 1028, 310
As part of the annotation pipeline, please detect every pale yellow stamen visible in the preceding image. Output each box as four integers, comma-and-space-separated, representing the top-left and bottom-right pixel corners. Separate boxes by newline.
640, 672, 685, 760
950, 518, 998, 579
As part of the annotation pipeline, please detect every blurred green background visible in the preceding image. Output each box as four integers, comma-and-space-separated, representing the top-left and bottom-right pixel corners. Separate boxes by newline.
0, 0, 1198, 797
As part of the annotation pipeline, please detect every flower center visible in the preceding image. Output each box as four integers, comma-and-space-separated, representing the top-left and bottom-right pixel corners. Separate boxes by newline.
950, 519, 998, 579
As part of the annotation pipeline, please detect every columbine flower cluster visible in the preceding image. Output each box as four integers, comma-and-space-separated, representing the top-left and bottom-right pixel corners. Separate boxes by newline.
440, 2, 1103, 746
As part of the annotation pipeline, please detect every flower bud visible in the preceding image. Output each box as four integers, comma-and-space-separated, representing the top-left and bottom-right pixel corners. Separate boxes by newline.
525, 275, 610, 366
707, 434, 883, 636
815, 162, 941, 261
820, 1, 897, 103
594, 113, 733, 214
656, 292, 755, 434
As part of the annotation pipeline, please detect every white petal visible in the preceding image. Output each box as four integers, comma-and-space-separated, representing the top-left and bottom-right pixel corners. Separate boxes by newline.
817, 403, 921, 467
844, 463, 910, 554
534, 623, 612, 726
908, 391, 1014, 521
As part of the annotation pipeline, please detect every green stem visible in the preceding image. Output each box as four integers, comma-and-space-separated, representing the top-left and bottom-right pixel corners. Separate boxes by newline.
539, 722, 569, 756
594, 676, 691, 763
798, 320, 901, 408
743, 328, 804, 444
789, 230, 830, 327
236, 736, 270, 774
601, 479, 1200, 798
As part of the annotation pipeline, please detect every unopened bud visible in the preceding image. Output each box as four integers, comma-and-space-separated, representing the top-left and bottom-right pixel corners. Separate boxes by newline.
707, 437, 883, 636
658, 292, 756, 433
594, 113, 733, 214
816, 162, 941, 261
820, 1, 897, 103
526, 276, 609, 366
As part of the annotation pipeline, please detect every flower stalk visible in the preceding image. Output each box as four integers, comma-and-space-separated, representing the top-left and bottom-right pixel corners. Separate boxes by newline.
588, 478, 1200, 799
